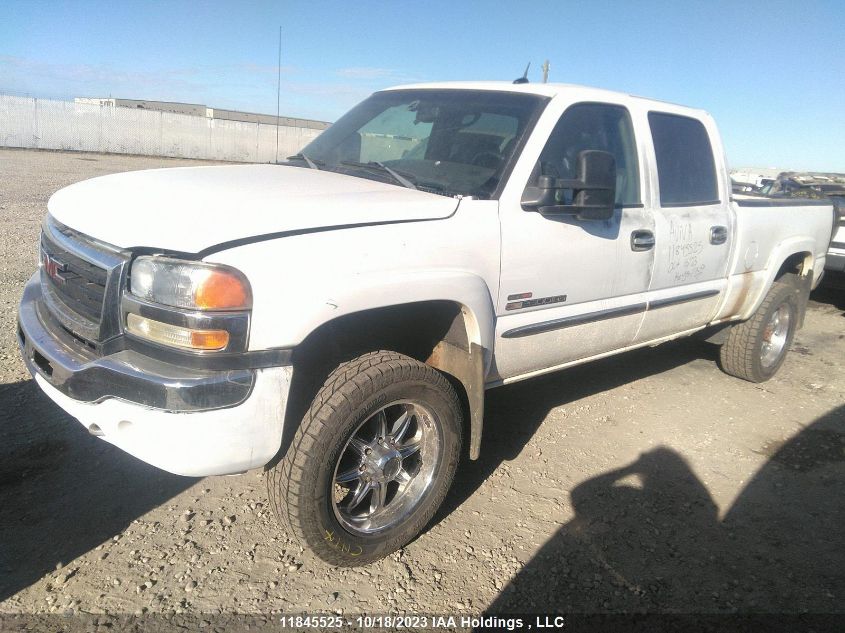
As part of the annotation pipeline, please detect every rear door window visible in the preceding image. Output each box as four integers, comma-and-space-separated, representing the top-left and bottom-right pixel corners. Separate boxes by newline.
648, 112, 719, 206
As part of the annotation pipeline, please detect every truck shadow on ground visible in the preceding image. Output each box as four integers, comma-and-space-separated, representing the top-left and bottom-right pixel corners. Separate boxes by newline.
483, 404, 844, 620
0, 379, 197, 603
810, 272, 845, 312
435, 337, 719, 525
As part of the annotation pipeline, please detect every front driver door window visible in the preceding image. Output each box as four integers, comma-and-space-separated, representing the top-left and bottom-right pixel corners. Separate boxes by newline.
536, 102, 641, 207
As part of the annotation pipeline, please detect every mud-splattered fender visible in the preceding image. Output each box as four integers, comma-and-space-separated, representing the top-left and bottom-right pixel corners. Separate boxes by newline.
738, 237, 817, 320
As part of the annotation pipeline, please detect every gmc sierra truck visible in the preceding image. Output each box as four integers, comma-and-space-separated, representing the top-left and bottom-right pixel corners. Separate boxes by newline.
17, 82, 835, 565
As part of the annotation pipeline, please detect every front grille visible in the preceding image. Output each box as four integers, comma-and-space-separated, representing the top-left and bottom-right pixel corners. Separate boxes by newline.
41, 235, 107, 323
38, 219, 128, 345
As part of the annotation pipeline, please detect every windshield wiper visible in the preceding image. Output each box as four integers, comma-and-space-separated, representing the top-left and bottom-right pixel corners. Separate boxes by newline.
340, 161, 417, 190
286, 153, 322, 170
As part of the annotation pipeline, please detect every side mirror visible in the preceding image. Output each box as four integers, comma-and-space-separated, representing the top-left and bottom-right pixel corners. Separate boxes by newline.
521, 150, 617, 221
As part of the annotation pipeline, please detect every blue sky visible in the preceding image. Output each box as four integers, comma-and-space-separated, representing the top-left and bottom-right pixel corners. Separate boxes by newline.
2, 0, 844, 171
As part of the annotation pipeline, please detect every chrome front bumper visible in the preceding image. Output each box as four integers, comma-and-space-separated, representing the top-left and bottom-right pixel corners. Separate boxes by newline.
17, 272, 255, 411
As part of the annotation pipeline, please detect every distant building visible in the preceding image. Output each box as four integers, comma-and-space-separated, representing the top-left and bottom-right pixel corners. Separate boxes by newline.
74, 97, 330, 130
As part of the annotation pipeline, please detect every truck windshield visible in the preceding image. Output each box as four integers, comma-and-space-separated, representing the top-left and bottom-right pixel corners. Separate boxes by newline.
293, 89, 548, 198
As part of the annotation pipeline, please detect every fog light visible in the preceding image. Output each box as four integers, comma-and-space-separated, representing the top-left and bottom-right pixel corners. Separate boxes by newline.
126, 314, 230, 351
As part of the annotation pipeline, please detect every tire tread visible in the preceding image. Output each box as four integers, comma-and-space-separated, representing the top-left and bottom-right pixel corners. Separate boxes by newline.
267, 350, 461, 566
719, 278, 798, 383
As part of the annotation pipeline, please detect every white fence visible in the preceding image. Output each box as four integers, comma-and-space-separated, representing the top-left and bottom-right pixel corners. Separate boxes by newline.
0, 95, 323, 163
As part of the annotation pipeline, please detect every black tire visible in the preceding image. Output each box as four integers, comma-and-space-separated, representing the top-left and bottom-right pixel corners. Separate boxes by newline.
267, 350, 462, 566
719, 277, 800, 383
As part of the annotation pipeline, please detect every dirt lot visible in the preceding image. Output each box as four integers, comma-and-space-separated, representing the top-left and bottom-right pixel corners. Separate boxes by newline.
0, 149, 843, 625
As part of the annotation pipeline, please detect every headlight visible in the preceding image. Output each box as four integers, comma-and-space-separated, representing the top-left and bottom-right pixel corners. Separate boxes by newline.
130, 256, 251, 311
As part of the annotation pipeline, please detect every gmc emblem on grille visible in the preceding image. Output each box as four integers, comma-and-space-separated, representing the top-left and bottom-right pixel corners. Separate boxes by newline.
42, 252, 68, 285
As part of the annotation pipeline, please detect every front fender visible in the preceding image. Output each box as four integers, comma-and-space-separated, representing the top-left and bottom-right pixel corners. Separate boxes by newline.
241, 266, 496, 369
296, 269, 493, 343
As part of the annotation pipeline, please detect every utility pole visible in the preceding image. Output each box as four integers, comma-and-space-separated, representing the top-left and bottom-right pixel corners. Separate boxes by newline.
275, 26, 282, 163
542, 60, 550, 83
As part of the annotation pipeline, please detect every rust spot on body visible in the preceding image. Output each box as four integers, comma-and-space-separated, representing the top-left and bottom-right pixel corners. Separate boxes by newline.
723, 271, 754, 319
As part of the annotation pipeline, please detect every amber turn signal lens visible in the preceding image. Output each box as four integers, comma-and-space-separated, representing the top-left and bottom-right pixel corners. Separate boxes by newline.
194, 269, 250, 310
189, 329, 230, 350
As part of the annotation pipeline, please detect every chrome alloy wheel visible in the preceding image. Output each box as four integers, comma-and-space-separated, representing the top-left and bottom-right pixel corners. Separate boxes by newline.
331, 401, 441, 534
760, 304, 791, 369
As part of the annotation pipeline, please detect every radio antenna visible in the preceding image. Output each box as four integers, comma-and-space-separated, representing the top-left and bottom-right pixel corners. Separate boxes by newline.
275, 26, 282, 163
513, 62, 530, 84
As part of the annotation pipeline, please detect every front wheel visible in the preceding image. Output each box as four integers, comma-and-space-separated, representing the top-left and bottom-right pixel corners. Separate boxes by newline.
267, 351, 462, 565
719, 277, 800, 382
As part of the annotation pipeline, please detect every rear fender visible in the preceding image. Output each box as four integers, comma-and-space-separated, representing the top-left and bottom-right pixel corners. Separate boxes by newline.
740, 239, 815, 321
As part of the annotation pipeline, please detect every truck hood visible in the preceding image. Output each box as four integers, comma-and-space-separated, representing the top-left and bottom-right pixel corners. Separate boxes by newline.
47, 164, 460, 253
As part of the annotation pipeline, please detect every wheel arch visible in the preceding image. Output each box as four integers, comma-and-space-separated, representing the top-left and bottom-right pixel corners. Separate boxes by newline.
276, 277, 495, 464
741, 241, 815, 322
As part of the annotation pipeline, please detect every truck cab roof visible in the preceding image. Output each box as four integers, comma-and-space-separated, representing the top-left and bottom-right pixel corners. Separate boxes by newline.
384, 81, 711, 120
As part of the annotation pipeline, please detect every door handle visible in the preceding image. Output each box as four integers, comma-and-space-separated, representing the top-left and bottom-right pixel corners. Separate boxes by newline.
710, 225, 728, 245
631, 230, 655, 251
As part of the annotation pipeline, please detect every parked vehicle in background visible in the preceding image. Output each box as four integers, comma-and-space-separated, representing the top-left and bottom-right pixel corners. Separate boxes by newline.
18, 81, 834, 565
730, 168, 780, 189
822, 191, 845, 272
809, 185, 845, 273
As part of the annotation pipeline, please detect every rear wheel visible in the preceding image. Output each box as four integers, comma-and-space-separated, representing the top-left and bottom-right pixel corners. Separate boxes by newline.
267, 351, 462, 565
719, 277, 799, 382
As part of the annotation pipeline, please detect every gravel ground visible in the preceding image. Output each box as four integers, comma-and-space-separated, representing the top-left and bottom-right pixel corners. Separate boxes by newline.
0, 149, 843, 625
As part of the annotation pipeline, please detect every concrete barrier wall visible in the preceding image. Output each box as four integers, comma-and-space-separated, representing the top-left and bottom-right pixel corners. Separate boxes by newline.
0, 95, 323, 163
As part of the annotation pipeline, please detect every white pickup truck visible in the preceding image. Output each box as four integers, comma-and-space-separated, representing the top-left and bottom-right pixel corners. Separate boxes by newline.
18, 82, 834, 565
